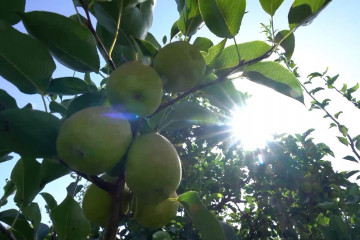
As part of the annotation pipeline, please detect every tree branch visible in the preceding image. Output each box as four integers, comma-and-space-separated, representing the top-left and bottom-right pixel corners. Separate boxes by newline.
0, 222, 17, 240
79, 0, 116, 70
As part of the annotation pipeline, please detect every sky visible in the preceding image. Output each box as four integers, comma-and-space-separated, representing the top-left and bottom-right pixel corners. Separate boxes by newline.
1, 0, 360, 222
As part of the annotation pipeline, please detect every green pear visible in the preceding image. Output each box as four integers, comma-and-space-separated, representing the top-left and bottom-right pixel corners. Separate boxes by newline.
153, 41, 206, 92
106, 61, 163, 118
56, 106, 132, 176
125, 133, 182, 204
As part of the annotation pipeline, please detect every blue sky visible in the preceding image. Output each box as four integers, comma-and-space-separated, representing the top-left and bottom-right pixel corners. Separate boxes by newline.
1, 0, 360, 221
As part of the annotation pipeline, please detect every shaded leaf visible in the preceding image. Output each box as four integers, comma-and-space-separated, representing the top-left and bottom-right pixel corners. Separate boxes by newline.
215, 41, 271, 75
49, 101, 67, 116
178, 191, 226, 240
50, 196, 91, 240
177, 0, 203, 37
152, 231, 172, 240
146, 32, 162, 49
0, 21, 55, 94
338, 125, 348, 137
22, 202, 41, 230
316, 201, 338, 210
259, 0, 284, 16
66, 92, 106, 118
36, 223, 50, 240
40, 192, 58, 211
170, 20, 180, 40
343, 155, 357, 163
243, 61, 304, 103
288, 0, 332, 29
10, 158, 41, 207
46, 77, 90, 95
0, 180, 16, 207
66, 182, 83, 196
345, 170, 360, 178
0, 108, 61, 158
329, 215, 348, 237
20, 11, 100, 72
275, 30, 295, 60
0, 0, 26, 25
199, 0, 246, 38
220, 222, 239, 240
40, 158, 71, 189
0, 89, 18, 111
0, 209, 34, 240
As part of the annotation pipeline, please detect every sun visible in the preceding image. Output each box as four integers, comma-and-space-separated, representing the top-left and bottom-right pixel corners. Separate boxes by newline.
229, 97, 278, 150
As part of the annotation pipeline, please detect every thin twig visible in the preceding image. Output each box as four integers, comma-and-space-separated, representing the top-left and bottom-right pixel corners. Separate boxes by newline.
0, 222, 17, 240
108, 0, 123, 59
79, 0, 116, 70
41, 94, 48, 113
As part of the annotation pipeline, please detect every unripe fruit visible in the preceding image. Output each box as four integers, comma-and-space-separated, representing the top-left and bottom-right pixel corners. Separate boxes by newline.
134, 192, 179, 229
56, 106, 132, 175
82, 183, 130, 227
153, 41, 206, 92
106, 61, 163, 118
301, 181, 312, 194
125, 133, 182, 204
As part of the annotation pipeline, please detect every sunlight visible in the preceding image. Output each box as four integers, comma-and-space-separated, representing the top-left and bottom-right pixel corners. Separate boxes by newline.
230, 97, 279, 150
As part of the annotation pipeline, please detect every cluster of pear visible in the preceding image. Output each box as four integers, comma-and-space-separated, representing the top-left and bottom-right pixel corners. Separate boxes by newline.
55, 41, 206, 229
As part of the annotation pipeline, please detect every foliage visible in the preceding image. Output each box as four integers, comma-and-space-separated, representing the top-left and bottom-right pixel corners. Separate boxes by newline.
1, 0, 359, 240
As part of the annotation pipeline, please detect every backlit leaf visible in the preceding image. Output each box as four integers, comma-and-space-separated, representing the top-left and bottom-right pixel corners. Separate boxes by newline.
22, 202, 41, 230
243, 61, 304, 103
46, 77, 90, 96
178, 191, 226, 240
288, 0, 332, 29
199, 0, 246, 38
40, 192, 58, 211
275, 30, 295, 60
40, 158, 70, 189
20, 11, 100, 72
177, 0, 203, 37
0, 89, 18, 111
259, 0, 284, 16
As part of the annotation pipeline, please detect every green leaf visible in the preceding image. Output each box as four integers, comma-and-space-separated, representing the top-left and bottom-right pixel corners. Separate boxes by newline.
329, 215, 348, 237
214, 41, 271, 75
345, 170, 360, 178
220, 222, 239, 240
0, 21, 56, 94
49, 101, 67, 116
153, 231, 172, 240
356, 139, 360, 151
243, 61, 304, 103
170, 20, 180, 40
0, 108, 61, 158
50, 196, 91, 240
20, 11, 100, 72
0, 209, 34, 240
0, 0, 25, 25
146, 32, 162, 50
158, 101, 219, 132
22, 203, 41, 230
334, 111, 343, 119
201, 74, 246, 111
66, 92, 106, 118
343, 155, 357, 163
177, 0, 203, 37
316, 201, 338, 210
199, 0, 246, 38
40, 192, 58, 211
0, 89, 18, 111
36, 223, 50, 240
288, 0, 332, 30
347, 83, 359, 94
337, 136, 349, 146
259, 0, 284, 16
46, 77, 90, 95
178, 191, 226, 240
40, 158, 70, 189
275, 30, 295, 60
0, 180, 16, 207
193, 37, 214, 52
203, 39, 227, 67
84, 73, 98, 92
10, 158, 41, 207
338, 125, 348, 137
66, 182, 83, 196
